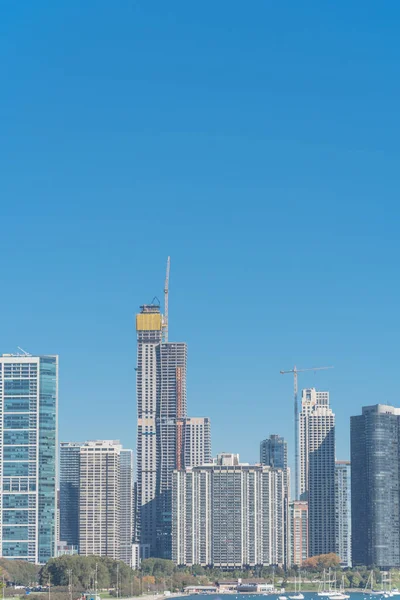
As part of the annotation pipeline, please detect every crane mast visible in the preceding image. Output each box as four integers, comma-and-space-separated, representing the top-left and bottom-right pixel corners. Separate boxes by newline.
163, 256, 171, 343
280, 365, 333, 500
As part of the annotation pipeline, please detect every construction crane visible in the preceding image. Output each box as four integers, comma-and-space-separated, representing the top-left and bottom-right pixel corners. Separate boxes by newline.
163, 256, 171, 343
280, 365, 333, 500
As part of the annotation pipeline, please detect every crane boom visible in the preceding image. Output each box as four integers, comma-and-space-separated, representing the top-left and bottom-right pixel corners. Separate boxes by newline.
163, 256, 171, 343
280, 364, 333, 500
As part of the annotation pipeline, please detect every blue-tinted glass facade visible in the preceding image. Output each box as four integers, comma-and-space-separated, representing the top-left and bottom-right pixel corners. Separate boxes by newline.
59, 442, 82, 548
0, 355, 58, 563
260, 434, 287, 469
38, 357, 57, 563
351, 405, 400, 567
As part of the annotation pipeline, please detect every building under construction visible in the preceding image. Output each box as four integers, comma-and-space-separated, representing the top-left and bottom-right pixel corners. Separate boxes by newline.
135, 260, 212, 558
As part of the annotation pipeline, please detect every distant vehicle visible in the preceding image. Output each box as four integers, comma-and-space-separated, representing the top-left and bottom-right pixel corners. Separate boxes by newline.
83, 594, 101, 600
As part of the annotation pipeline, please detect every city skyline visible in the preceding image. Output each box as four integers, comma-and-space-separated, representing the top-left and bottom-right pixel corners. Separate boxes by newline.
52, 263, 349, 473
3, 0, 400, 573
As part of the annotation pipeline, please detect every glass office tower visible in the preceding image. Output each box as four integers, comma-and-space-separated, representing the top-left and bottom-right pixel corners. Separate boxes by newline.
60, 442, 82, 549
351, 404, 400, 567
0, 354, 58, 563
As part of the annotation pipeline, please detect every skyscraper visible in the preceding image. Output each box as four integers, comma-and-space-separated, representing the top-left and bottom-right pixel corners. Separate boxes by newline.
172, 456, 286, 567
136, 304, 162, 554
260, 434, 287, 469
136, 299, 210, 558
136, 304, 188, 557
60, 442, 82, 550
120, 449, 134, 566
335, 460, 351, 567
260, 435, 290, 568
300, 388, 335, 556
0, 354, 58, 563
351, 404, 400, 567
79, 440, 121, 559
289, 501, 308, 566
158, 341, 187, 558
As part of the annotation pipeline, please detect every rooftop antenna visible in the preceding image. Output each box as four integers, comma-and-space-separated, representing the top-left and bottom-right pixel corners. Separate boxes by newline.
280, 365, 333, 500
163, 256, 171, 343
17, 346, 32, 357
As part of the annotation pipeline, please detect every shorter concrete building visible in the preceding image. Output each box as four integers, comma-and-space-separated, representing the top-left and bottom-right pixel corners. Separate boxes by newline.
56, 541, 78, 557
79, 440, 121, 559
217, 581, 239, 592
215, 452, 239, 466
172, 455, 286, 567
289, 500, 308, 566
237, 583, 275, 593
184, 586, 218, 594
61, 440, 134, 563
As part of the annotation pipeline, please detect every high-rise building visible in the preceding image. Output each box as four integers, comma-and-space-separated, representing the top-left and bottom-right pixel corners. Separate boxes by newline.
181, 417, 212, 467
260, 434, 288, 469
136, 304, 162, 554
60, 442, 82, 550
60, 441, 133, 563
289, 501, 308, 566
351, 404, 400, 567
56, 489, 60, 545
0, 354, 58, 563
300, 388, 335, 556
260, 435, 290, 568
120, 449, 134, 566
136, 302, 210, 558
172, 457, 286, 567
79, 440, 121, 559
158, 341, 187, 558
335, 460, 351, 567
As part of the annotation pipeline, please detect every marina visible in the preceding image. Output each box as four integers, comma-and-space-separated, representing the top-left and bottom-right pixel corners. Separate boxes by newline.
172, 594, 400, 600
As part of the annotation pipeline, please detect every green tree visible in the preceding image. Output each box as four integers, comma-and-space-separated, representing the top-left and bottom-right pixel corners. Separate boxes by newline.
39, 556, 135, 592
191, 565, 205, 577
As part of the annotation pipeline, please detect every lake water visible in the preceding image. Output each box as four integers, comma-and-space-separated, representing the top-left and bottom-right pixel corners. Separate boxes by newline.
173, 594, 371, 600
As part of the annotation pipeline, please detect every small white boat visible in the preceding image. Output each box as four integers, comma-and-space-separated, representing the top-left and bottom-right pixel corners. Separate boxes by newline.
279, 596, 287, 600
331, 576, 350, 600
289, 577, 304, 600
319, 569, 337, 598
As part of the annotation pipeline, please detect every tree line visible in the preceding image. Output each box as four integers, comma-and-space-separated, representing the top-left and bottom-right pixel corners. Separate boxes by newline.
0, 554, 397, 599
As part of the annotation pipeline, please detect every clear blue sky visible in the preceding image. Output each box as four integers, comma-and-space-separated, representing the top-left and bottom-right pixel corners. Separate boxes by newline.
1, 1, 400, 468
